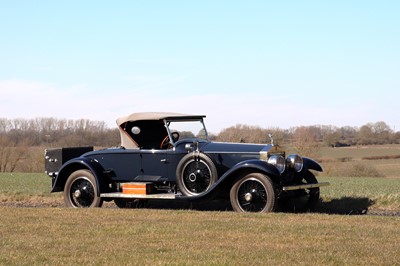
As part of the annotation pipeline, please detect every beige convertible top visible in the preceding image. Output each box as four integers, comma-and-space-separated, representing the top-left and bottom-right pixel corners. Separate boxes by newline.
116, 112, 205, 126
116, 112, 206, 149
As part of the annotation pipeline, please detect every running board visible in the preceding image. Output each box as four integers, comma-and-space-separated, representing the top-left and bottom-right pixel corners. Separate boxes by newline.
100, 192, 176, 200
282, 182, 330, 191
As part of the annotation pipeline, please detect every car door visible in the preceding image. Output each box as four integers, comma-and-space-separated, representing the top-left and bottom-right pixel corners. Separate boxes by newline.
92, 149, 142, 182
137, 149, 169, 182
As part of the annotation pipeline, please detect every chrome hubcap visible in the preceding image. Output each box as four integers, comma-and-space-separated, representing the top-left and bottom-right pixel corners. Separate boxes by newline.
74, 190, 81, 198
244, 192, 253, 202
189, 171, 199, 182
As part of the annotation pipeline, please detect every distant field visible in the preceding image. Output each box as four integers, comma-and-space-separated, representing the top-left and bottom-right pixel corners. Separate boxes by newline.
0, 173, 52, 196
0, 173, 57, 201
319, 144, 400, 178
320, 144, 400, 160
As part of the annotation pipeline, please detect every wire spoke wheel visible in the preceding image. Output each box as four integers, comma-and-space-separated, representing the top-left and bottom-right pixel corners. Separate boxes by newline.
176, 153, 218, 196
182, 159, 212, 194
70, 178, 95, 207
230, 173, 276, 213
237, 179, 268, 212
64, 170, 103, 208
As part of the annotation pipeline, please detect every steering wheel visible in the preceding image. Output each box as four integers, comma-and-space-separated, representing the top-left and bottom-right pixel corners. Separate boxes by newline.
160, 132, 180, 149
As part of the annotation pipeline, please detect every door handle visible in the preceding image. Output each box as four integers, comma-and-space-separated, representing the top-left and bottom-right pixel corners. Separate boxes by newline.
160, 159, 168, 163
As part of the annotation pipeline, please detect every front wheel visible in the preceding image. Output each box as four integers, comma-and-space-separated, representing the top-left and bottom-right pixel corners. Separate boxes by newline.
230, 173, 276, 213
64, 169, 103, 208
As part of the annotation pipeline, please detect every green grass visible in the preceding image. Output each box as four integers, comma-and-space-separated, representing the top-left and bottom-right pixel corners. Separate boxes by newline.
0, 173, 51, 195
1, 173, 400, 211
1, 207, 399, 265
318, 176, 400, 212
0, 173, 59, 202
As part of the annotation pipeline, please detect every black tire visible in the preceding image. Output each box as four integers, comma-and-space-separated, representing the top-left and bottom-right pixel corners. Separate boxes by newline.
279, 170, 320, 213
176, 153, 218, 196
64, 169, 103, 208
114, 199, 146, 209
230, 173, 276, 213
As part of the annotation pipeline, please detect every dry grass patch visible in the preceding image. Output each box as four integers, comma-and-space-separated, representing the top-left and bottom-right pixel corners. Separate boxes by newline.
1, 207, 400, 265
323, 161, 383, 177
320, 145, 400, 178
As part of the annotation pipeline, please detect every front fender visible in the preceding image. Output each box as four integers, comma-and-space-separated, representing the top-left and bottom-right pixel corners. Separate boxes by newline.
180, 159, 280, 202
51, 157, 106, 196
219, 159, 281, 181
303, 157, 323, 172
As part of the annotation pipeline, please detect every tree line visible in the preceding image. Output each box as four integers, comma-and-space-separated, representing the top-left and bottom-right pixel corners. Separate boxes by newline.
216, 121, 400, 147
0, 117, 119, 148
0, 118, 119, 172
0, 117, 399, 172
0, 117, 399, 148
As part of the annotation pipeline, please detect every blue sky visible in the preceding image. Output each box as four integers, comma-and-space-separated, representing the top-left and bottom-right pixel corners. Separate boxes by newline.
1, 1, 399, 133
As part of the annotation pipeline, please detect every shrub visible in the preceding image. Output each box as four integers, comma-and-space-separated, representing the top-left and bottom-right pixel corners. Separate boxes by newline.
324, 161, 383, 178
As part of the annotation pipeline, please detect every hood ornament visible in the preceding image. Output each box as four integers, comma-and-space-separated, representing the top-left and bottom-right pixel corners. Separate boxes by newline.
268, 133, 274, 146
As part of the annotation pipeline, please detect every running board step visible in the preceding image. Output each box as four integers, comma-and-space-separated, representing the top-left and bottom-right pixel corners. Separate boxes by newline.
100, 192, 176, 200
282, 182, 330, 191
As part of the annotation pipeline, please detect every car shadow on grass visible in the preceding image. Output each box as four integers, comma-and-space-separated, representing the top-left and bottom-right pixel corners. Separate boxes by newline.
314, 197, 374, 215
137, 197, 375, 215
141, 199, 234, 212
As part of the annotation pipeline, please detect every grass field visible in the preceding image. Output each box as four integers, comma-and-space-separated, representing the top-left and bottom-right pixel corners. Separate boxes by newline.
319, 144, 400, 178
318, 176, 400, 212
320, 144, 400, 160
1, 173, 400, 212
1, 207, 399, 265
1, 144, 400, 265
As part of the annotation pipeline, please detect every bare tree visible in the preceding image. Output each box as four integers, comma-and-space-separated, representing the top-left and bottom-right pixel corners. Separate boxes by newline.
292, 126, 321, 158
0, 135, 26, 172
358, 124, 373, 145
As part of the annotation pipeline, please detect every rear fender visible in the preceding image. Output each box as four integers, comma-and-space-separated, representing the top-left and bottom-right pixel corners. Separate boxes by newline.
303, 157, 323, 172
51, 157, 107, 196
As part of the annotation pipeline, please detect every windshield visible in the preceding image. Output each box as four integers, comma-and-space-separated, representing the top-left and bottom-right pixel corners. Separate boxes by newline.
166, 119, 209, 142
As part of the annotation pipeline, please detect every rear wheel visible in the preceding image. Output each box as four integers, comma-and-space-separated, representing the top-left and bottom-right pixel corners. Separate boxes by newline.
230, 173, 276, 213
64, 170, 103, 208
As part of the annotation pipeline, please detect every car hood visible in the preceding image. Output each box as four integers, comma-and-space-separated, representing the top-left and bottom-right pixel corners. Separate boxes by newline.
200, 141, 282, 155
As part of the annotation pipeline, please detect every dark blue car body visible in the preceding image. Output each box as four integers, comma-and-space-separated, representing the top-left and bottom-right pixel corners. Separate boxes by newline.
45, 112, 328, 212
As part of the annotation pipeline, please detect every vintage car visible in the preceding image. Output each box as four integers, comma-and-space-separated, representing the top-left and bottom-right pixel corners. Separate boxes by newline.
44, 112, 329, 212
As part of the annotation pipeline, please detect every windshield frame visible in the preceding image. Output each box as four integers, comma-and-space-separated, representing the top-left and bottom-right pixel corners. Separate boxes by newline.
163, 118, 210, 145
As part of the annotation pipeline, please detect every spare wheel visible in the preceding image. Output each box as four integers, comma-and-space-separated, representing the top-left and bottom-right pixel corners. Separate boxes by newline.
176, 153, 218, 196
